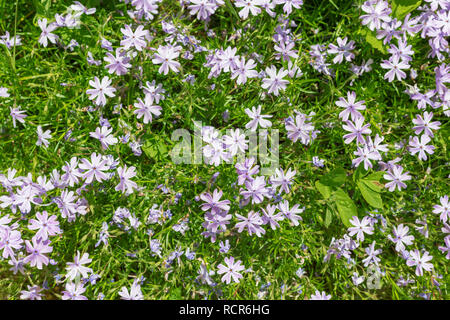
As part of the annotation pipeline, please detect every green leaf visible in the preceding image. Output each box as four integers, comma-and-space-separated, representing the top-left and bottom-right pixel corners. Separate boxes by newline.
325, 208, 333, 228
315, 180, 332, 199
390, 0, 422, 19
357, 181, 383, 209
333, 188, 358, 228
320, 167, 346, 187
362, 172, 385, 193
358, 29, 387, 54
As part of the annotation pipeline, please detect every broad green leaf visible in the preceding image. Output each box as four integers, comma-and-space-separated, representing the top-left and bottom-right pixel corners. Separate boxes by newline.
333, 188, 358, 228
358, 29, 387, 54
315, 180, 332, 199
390, 0, 422, 19
320, 167, 346, 187
362, 171, 385, 193
357, 181, 383, 208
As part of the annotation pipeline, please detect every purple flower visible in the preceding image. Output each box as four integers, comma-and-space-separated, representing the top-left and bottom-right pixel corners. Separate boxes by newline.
23, 237, 53, 269
342, 116, 372, 144
408, 134, 435, 161
86, 76, 116, 107
217, 256, 246, 284
235, 211, 266, 237
261, 65, 289, 96
79, 152, 110, 184
133, 95, 162, 124
115, 165, 138, 195
120, 24, 148, 51
152, 45, 181, 75
383, 165, 411, 191
104, 49, 131, 75
200, 189, 230, 214
433, 195, 449, 223
28, 211, 61, 241
336, 91, 366, 122
10, 107, 27, 128
380, 56, 410, 82
406, 249, 433, 276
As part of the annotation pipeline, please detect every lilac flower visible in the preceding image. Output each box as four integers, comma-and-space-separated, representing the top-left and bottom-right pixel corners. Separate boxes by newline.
10, 107, 27, 128
89, 126, 118, 150
79, 152, 109, 184
28, 211, 61, 241
261, 65, 289, 96
235, 0, 262, 19
408, 135, 435, 161
70, 1, 96, 15
348, 216, 374, 242
362, 241, 382, 267
406, 249, 433, 276
119, 279, 144, 300
0, 31, 22, 49
380, 56, 410, 82
104, 49, 132, 75
384, 165, 411, 191
285, 112, 315, 145
86, 76, 116, 107
115, 165, 138, 195
38, 19, 58, 47
219, 239, 231, 253
274, 40, 298, 61
433, 195, 449, 223
223, 129, 248, 156
23, 237, 53, 269
244, 105, 272, 131
0, 87, 10, 97
235, 211, 266, 237
235, 157, 260, 185
0, 228, 23, 259
188, 0, 217, 20
62, 282, 88, 300
270, 167, 296, 194
312, 156, 325, 168
387, 224, 414, 252
65, 251, 93, 281
120, 24, 148, 51
231, 57, 258, 85
335, 91, 366, 122
342, 116, 372, 144
328, 37, 355, 64
133, 95, 162, 124
352, 145, 379, 170
61, 157, 83, 187
360, 0, 392, 31
152, 45, 181, 75
101, 38, 113, 51
95, 222, 109, 248
438, 236, 450, 259
217, 256, 246, 284
276, 0, 303, 15
277, 200, 303, 226
261, 204, 284, 230
200, 189, 231, 214
20, 285, 43, 300
412, 112, 441, 137
310, 290, 331, 300
240, 176, 269, 204
36, 126, 52, 148
387, 37, 414, 62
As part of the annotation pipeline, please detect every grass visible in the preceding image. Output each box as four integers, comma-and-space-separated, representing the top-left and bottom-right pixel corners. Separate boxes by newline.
0, 0, 448, 300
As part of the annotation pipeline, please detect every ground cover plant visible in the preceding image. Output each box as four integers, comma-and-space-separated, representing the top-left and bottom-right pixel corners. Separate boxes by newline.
0, 0, 448, 300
